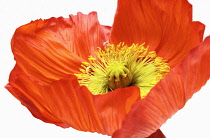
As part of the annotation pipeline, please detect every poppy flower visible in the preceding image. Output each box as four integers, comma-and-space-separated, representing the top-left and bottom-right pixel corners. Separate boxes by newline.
5, 0, 210, 137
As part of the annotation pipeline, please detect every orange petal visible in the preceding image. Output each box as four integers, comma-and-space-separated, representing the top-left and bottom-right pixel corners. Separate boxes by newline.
6, 65, 140, 135
6, 65, 69, 128
112, 36, 210, 138
12, 12, 110, 84
68, 12, 111, 59
110, 0, 204, 67
6, 66, 105, 132
93, 86, 140, 135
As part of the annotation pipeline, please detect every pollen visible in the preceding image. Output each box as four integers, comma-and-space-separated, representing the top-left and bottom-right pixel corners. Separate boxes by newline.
75, 43, 170, 98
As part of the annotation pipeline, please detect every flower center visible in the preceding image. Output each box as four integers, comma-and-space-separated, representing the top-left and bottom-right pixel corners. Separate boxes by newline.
75, 43, 170, 98
107, 61, 132, 90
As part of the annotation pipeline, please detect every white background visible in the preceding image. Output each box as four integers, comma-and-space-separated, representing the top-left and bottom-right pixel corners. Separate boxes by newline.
0, 0, 210, 137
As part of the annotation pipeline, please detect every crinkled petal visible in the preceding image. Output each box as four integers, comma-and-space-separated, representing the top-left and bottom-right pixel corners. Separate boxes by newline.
6, 66, 105, 132
6, 65, 140, 135
6, 65, 69, 128
94, 86, 140, 135
68, 12, 111, 59
12, 12, 110, 84
112, 36, 210, 138
110, 0, 204, 67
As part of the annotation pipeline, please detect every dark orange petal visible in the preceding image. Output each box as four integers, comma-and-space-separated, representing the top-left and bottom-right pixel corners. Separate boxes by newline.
93, 86, 140, 135
12, 12, 110, 84
147, 129, 166, 138
6, 65, 140, 135
110, 0, 204, 67
112, 36, 210, 138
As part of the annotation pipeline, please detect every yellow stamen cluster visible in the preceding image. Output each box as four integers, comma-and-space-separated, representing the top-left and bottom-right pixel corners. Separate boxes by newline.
75, 43, 170, 98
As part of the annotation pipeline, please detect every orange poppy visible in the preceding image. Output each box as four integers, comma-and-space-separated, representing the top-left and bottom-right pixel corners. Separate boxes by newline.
5, 0, 210, 137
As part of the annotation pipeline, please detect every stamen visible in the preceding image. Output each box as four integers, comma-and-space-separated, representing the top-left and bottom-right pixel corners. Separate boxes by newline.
75, 43, 170, 98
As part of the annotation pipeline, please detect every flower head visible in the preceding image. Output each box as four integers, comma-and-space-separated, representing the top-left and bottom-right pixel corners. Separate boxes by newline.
76, 42, 170, 97
6, 0, 210, 137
